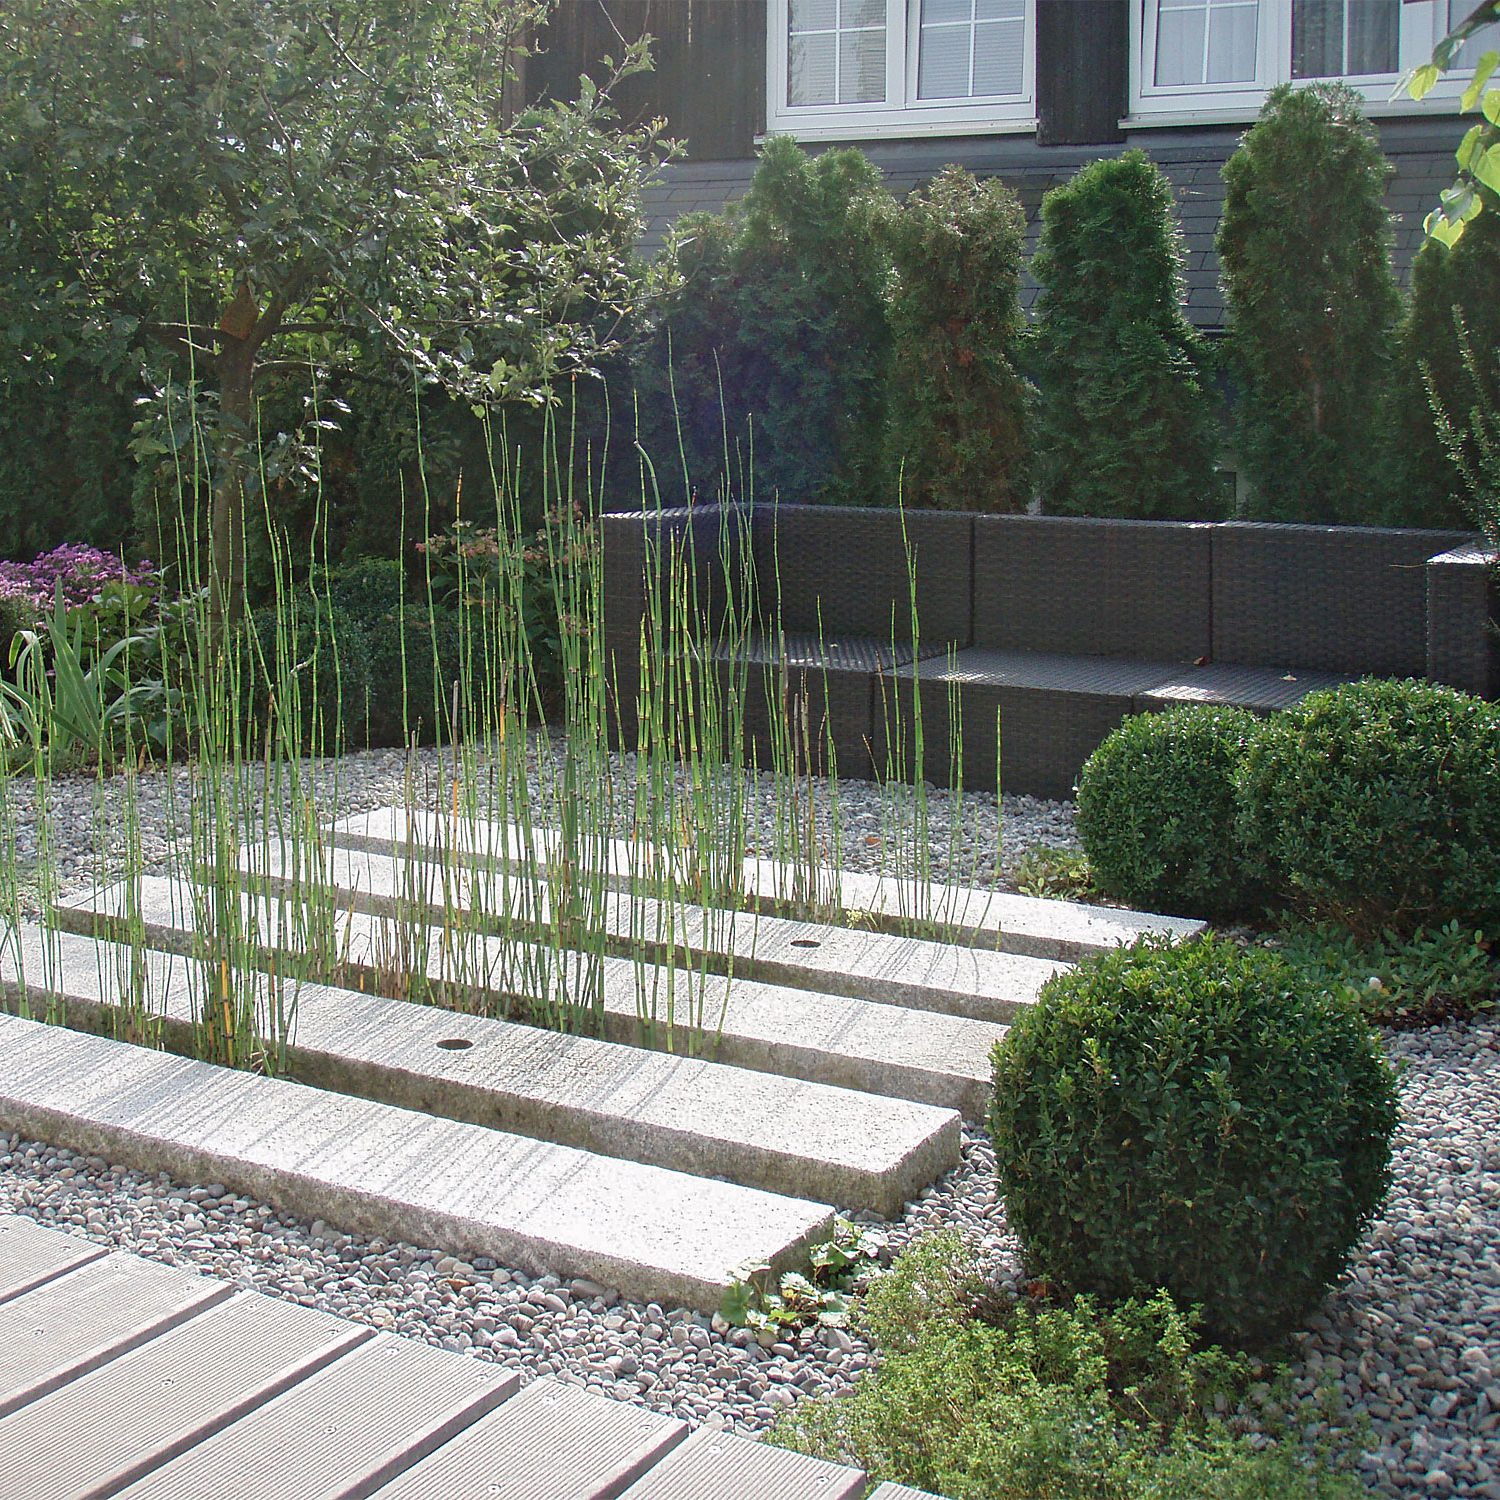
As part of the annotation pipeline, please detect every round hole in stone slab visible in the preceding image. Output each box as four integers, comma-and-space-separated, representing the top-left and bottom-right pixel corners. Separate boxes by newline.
790, 939, 821, 949
436, 1037, 475, 1051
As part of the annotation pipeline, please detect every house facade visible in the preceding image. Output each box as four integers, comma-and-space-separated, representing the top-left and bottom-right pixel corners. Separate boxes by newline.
529, 0, 1495, 328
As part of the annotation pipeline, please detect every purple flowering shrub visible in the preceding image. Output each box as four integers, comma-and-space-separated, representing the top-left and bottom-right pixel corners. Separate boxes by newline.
0, 543, 156, 614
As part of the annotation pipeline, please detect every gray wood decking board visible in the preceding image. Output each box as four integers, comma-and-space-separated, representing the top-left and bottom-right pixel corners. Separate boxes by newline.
615, 1428, 866, 1499
366, 1378, 688, 1500
0, 1250, 231, 1419
0, 1214, 108, 1305
0, 1291, 369, 1500
115, 1328, 520, 1500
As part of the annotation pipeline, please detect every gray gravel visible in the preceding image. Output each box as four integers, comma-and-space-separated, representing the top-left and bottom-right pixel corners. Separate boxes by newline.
1, 748, 1496, 1495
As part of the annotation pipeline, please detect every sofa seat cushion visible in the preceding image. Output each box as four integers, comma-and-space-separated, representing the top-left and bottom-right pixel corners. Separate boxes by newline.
706, 631, 922, 674
1134, 662, 1356, 714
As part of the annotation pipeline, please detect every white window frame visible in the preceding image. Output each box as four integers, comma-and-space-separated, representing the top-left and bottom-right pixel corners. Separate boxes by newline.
768, 0, 1038, 141
1129, 0, 1478, 124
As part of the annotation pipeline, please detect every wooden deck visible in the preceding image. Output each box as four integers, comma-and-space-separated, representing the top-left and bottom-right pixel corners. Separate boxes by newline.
0, 1214, 939, 1500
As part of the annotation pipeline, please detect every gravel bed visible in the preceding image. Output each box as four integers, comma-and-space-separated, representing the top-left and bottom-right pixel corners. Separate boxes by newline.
1, 736, 1078, 903
1, 749, 1496, 1494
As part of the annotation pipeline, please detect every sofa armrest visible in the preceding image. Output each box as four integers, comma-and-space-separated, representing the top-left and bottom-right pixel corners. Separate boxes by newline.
1427, 543, 1498, 697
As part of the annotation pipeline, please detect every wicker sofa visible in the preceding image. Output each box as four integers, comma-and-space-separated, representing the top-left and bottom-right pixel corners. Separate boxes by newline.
600, 505, 1492, 798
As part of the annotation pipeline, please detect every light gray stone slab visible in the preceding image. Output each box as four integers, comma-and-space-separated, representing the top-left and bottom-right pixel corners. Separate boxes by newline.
0, 1011, 832, 1311
367, 1377, 687, 1500
7, 922, 959, 1216
615, 1427, 865, 1499
332, 808, 1064, 1020
112, 1322, 517, 1500
0, 1288, 370, 1500
0, 1245, 231, 1418
64, 873, 1005, 1117
332, 806, 1204, 961
0, 1214, 109, 1305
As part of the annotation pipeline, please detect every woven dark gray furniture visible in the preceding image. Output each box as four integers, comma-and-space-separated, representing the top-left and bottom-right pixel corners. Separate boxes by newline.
1426, 542, 1498, 698
601, 508, 1493, 797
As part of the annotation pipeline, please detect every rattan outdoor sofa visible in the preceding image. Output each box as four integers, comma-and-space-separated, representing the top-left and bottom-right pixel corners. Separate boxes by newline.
600, 505, 1493, 799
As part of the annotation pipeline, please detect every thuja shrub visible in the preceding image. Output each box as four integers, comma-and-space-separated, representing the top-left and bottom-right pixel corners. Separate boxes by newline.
884, 166, 1030, 512
1032, 152, 1219, 519
1076, 705, 1263, 918
1218, 84, 1400, 524
990, 936, 1399, 1346
631, 137, 893, 507
1381, 209, 1500, 528
1237, 678, 1500, 939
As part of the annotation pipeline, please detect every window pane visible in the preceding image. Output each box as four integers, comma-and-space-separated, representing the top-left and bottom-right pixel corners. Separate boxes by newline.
919, 25, 970, 96
974, 18, 1026, 93
790, 32, 837, 103
976, 0, 1023, 19
1293, 0, 1396, 77
790, 0, 837, 32
842, 0, 886, 26
841, 28, 887, 100
1346, 0, 1397, 74
925, 0, 970, 24
1451, 0, 1497, 69
1155, 5, 1208, 85
1206, 3, 1258, 80
1291, 0, 1340, 76
1156, 0, 1257, 86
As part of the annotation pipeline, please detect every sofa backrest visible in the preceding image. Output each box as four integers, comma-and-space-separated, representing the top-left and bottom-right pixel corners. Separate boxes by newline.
1211, 523, 1472, 676
752, 505, 973, 647
972, 516, 1213, 661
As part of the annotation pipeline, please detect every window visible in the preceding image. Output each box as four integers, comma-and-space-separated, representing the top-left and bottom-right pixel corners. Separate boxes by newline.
1134, 0, 1490, 118
769, 0, 1036, 139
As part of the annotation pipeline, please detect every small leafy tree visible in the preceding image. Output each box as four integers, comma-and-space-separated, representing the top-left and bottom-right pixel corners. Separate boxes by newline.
884, 166, 1029, 512
1032, 151, 1218, 519
631, 136, 893, 508
1407, 0, 1500, 246
1382, 209, 1500, 526
1218, 83, 1400, 523
0, 0, 669, 627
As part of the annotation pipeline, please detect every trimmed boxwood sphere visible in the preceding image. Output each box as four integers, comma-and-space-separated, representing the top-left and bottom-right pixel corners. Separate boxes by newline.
1076, 705, 1263, 918
1236, 678, 1500, 939
989, 935, 1398, 1346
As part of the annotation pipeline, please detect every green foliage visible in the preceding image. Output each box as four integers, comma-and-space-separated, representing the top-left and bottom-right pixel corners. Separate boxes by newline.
0, 0, 669, 618
721, 1217, 887, 1340
1012, 845, 1096, 903
884, 167, 1030, 512
1406, 4, 1500, 246
1382, 209, 1500, 527
243, 560, 465, 752
1076, 706, 1264, 919
1218, 85, 1400, 523
632, 137, 894, 508
772, 1234, 1368, 1500
1274, 922, 1496, 1029
989, 935, 1399, 1346
1430, 316, 1500, 551
1032, 152, 1219, 519
1237, 679, 1500, 939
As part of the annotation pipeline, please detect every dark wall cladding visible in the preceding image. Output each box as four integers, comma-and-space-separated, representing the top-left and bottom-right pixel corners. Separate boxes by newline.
529, 0, 766, 161
1036, 0, 1127, 147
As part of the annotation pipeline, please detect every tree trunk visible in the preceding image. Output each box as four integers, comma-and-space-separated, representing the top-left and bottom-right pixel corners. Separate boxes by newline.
211, 338, 255, 641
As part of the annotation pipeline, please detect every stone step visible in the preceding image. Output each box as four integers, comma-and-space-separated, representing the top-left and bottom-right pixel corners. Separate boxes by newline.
112, 1322, 517, 1500
0, 1283, 369, 1500
4, 923, 959, 1216
0, 1011, 833, 1312
330, 806, 1203, 961
62, 872, 1003, 1117
330, 808, 1065, 1021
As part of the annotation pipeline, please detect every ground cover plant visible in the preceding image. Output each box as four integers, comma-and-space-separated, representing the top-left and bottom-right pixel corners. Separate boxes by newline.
772, 1233, 1369, 1499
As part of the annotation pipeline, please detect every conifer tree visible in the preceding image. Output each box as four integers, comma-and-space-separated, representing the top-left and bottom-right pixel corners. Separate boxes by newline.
1032, 151, 1218, 519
